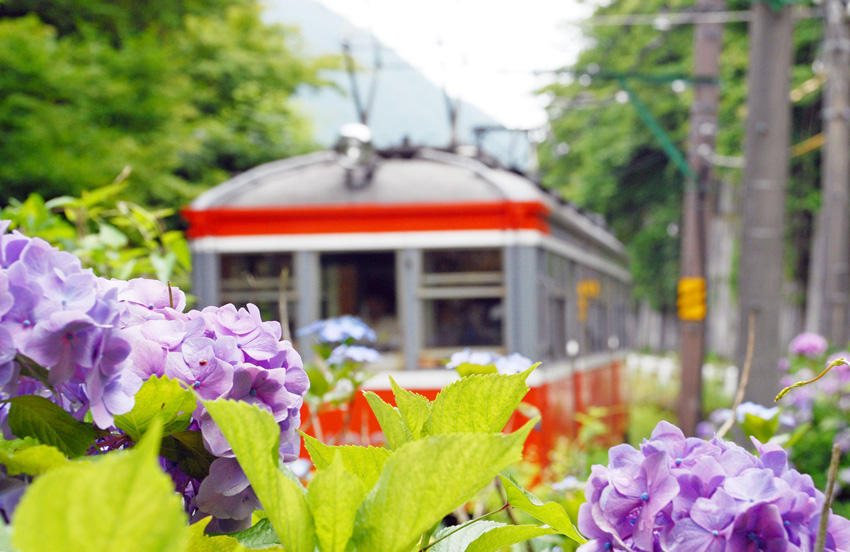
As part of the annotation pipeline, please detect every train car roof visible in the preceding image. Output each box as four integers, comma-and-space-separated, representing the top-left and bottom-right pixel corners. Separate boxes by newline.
188, 146, 627, 260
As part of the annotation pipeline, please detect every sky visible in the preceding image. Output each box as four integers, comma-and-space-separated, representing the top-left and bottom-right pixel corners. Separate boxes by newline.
313, 0, 596, 130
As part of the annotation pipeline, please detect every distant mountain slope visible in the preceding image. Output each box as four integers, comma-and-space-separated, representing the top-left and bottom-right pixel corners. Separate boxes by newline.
262, 0, 531, 169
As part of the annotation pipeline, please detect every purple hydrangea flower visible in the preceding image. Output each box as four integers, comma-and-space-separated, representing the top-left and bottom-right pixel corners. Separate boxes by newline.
578, 421, 850, 552
789, 332, 828, 358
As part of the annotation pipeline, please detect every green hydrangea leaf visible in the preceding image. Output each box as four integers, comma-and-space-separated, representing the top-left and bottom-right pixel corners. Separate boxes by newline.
430, 520, 556, 552
389, 376, 431, 439
7, 395, 95, 458
363, 391, 410, 449
352, 418, 536, 552
186, 519, 247, 552
159, 430, 217, 480
740, 412, 781, 444
0, 518, 13, 552
424, 367, 535, 435
430, 520, 504, 552
499, 475, 586, 544
204, 399, 315, 552
301, 432, 391, 491
465, 524, 558, 552
226, 519, 282, 550
453, 363, 498, 377
307, 454, 367, 552
114, 375, 196, 442
12, 420, 189, 552
0, 437, 66, 475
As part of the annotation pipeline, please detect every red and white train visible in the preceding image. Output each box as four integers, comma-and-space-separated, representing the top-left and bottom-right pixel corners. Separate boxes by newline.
183, 130, 631, 462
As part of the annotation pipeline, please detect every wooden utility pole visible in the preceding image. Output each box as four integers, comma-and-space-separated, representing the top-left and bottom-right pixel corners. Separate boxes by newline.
678, 0, 724, 437
806, 0, 850, 344
736, 2, 794, 407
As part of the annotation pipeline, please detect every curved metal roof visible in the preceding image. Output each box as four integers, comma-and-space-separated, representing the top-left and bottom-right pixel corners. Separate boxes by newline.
189, 147, 627, 259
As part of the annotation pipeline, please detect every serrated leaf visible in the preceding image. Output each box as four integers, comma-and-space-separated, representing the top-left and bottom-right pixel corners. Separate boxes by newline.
352, 419, 536, 552
226, 519, 282, 550
301, 432, 391, 491
115, 375, 196, 442
187, 519, 247, 552
424, 367, 534, 435
454, 363, 498, 377
307, 455, 367, 552
160, 430, 217, 480
389, 376, 431, 439
499, 475, 586, 544
430, 519, 556, 552
430, 520, 504, 552
12, 420, 188, 552
204, 400, 315, 552
0, 438, 67, 475
363, 391, 410, 449
465, 524, 557, 552
7, 395, 95, 458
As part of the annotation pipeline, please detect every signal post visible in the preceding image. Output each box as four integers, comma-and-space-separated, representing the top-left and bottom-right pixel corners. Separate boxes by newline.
678, 0, 723, 436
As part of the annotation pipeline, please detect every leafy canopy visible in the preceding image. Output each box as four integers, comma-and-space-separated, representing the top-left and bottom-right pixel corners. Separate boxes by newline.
0, 0, 337, 209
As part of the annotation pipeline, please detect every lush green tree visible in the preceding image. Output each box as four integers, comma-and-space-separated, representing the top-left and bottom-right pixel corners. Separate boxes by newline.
0, 0, 336, 209
539, 0, 823, 310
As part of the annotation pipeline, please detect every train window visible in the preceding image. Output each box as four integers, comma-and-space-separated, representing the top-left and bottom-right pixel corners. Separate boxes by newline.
319, 252, 400, 352
420, 248, 504, 357
540, 251, 570, 361
423, 249, 502, 275
548, 296, 568, 360
219, 253, 297, 339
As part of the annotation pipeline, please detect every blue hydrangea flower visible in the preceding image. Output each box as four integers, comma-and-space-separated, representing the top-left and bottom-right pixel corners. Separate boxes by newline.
296, 315, 376, 343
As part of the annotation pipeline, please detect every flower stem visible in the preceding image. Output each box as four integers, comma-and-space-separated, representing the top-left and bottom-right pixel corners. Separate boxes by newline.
814, 443, 841, 552
717, 312, 754, 440
775, 358, 846, 402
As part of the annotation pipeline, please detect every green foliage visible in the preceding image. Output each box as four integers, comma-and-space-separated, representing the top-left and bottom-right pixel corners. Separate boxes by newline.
0, 437, 66, 476
431, 520, 556, 552
187, 520, 249, 552
227, 518, 282, 550
500, 475, 586, 544
739, 412, 781, 444
160, 430, 218, 480
424, 367, 534, 435
114, 375, 196, 442
389, 377, 432, 439
11, 420, 189, 552
363, 391, 410, 449
204, 399, 316, 552
352, 427, 534, 552
7, 395, 96, 458
0, 0, 334, 209
2, 185, 192, 285
204, 369, 582, 552
307, 456, 367, 552
539, 0, 824, 308
301, 435, 390, 490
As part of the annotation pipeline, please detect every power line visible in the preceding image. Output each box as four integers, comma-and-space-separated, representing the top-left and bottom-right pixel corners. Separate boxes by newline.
573, 6, 821, 27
